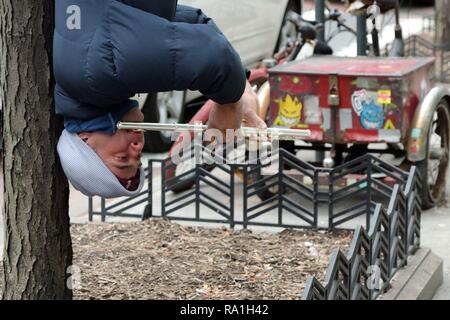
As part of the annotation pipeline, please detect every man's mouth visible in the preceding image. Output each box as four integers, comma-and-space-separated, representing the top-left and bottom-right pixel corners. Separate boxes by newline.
115, 153, 133, 162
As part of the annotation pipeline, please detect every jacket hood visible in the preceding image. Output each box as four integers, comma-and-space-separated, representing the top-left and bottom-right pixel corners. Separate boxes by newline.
121, 0, 178, 20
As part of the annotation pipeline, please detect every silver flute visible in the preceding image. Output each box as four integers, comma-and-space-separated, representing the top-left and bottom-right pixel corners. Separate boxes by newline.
117, 122, 311, 140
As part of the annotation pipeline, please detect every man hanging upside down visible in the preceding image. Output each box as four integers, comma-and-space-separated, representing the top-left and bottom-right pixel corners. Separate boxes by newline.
54, 0, 265, 198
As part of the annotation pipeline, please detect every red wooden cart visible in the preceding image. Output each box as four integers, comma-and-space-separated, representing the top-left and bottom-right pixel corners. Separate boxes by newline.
169, 56, 450, 209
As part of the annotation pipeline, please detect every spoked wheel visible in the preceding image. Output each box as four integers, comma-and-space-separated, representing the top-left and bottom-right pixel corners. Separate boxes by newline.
168, 153, 216, 194
417, 101, 450, 209
250, 141, 296, 201
250, 164, 282, 201
165, 128, 216, 194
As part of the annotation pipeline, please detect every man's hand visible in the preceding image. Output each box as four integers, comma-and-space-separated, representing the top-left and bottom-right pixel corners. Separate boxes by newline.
208, 81, 266, 138
241, 81, 267, 130
208, 97, 244, 137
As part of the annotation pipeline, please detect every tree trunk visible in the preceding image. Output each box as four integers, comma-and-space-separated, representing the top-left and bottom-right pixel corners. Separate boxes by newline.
435, 0, 450, 45
0, 0, 72, 299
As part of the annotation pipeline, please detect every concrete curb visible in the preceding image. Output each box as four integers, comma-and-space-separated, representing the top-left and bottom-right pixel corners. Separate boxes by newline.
380, 248, 443, 300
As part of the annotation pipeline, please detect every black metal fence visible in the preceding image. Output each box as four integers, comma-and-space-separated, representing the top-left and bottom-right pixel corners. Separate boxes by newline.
241, 149, 412, 231
159, 148, 238, 228
88, 164, 152, 222
88, 147, 422, 300
404, 35, 450, 83
302, 169, 421, 300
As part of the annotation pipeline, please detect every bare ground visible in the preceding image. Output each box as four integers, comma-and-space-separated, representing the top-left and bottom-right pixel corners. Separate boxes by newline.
0, 219, 352, 299
71, 219, 352, 300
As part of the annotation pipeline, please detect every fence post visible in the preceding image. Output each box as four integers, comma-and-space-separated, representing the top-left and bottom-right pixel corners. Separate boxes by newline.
314, 170, 319, 229
142, 160, 153, 221
243, 165, 248, 230
195, 163, 200, 221
366, 157, 372, 230
328, 169, 334, 231
88, 197, 93, 222
101, 198, 106, 223
161, 160, 166, 219
278, 150, 284, 226
230, 165, 235, 229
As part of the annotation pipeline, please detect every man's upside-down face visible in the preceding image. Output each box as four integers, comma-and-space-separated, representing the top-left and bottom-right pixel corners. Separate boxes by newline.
79, 107, 145, 182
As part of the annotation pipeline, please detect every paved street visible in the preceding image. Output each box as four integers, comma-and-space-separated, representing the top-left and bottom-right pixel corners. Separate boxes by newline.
422, 198, 450, 299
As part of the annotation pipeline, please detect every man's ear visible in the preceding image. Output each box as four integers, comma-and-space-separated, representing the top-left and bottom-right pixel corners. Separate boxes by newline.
79, 132, 93, 143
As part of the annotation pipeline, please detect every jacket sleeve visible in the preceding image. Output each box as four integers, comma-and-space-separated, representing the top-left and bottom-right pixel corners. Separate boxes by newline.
173, 5, 214, 25
120, 0, 177, 20
108, 1, 246, 104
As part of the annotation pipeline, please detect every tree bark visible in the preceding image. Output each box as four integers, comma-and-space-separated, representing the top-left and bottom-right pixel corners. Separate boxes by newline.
0, 0, 72, 299
435, 0, 450, 45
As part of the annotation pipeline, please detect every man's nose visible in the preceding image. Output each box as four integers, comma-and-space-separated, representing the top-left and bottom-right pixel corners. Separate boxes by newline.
129, 139, 144, 156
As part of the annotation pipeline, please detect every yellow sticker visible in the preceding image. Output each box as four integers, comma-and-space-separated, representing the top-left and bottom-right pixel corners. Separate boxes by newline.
273, 95, 303, 127
384, 119, 396, 130
377, 90, 392, 104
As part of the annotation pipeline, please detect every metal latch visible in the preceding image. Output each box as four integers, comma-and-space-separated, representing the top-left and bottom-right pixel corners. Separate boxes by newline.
328, 75, 340, 107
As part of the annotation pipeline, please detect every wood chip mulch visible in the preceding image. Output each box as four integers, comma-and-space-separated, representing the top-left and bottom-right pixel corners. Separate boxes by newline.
71, 219, 352, 300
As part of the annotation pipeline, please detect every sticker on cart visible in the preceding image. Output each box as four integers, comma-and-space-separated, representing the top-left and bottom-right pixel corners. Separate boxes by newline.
411, 128, 422, 139
384, 102, 399, 117
304, 95, 322, 125
339, 109, 353, 130
379, 130, 401, 143
352, 90, 385, 130
384, 119, 397, 130
273, 95, 303, 127
351, 89, 369, 116
360, 101, 385, 130
357, 77, 379, 89
377, 90, 392, 104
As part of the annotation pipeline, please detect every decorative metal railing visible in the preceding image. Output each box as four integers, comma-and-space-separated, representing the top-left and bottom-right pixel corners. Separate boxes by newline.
88, 165, 153, 222
160, 148, 237, 228
88, 147, 422, 300
302, 168, 421, 300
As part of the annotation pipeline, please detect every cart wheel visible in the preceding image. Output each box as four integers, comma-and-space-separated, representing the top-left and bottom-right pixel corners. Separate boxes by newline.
250, 165, 282, 201
416, 100, 450, 209
250, 143, 296, 201
166, 149, 216, 194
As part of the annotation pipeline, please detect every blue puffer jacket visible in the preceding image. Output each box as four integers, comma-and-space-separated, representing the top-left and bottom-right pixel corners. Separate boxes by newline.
54, 0, 246, 134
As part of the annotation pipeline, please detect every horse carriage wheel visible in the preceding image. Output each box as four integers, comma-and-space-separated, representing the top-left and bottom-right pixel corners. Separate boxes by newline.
416, 100, 450, 209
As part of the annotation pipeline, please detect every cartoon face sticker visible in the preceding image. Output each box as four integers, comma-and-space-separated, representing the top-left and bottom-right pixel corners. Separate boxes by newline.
352, 90, 386, 130
360, 99, 385, 130
273, 95, 303, 127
